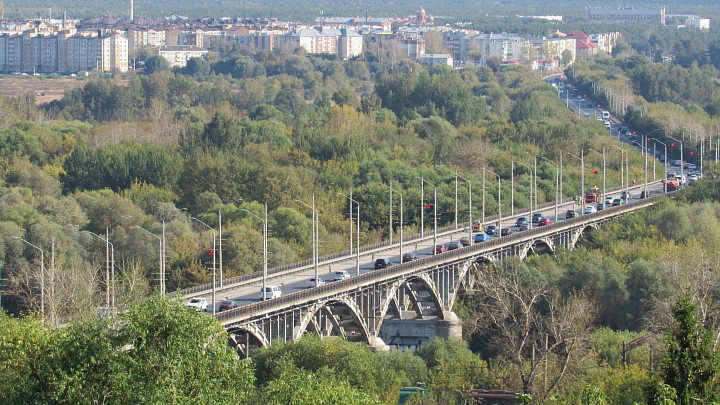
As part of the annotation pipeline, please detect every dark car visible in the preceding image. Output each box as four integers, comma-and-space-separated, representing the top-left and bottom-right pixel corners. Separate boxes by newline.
374, 258, 392, 269
538, 218, 552, 226
446, 241, 460, 251
485, 225, 498, 235
532, 213, 544, 224
435, 244, 448, 254
640, 191, 648, 199
500, 228, 511, 236
515, 217, 530, 227
402, 252, 417, 263
218, 300, 238, 312
459, 236, 472, 247
566, 209, 578, 219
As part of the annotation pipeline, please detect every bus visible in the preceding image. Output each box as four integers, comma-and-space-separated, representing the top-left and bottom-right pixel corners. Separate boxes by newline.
602, 111, 610, 119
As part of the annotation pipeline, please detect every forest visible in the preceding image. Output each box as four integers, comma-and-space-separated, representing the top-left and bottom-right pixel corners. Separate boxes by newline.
1, 15, 720, 403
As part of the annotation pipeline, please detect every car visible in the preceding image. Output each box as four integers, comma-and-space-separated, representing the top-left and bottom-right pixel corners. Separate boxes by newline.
485, 225, 498, 235
186, 297, 208, 311
584, 206, 597, 214
375, 258, 392, 269
435, 244, 448, 253
446, 241, 460, 251
605, 196, 614, 205
538, 217, 552, 226
639, 191, 649, 199
459, 236, 472, 247
307, 277, 326, 288
402, 252, 417, 263
620, 191, 631, 200
620, 128, 627, 135
597, 203, 608, 211
474, 232, 490, 243
515, 217, 530, 227
597, 117, 603, 121
260, 285, 282, 299
688, 174, 699, 183
334, 270, 351, 281
685, 163, 697, 170
612, 198, 624, 206
566, 210, 578, 219
532, 213, 544, 224
218, 300, 238, 311
500, 228, 512, 236
471, 221, 483, 232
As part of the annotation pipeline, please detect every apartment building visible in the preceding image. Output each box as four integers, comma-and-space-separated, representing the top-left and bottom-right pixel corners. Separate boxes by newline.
127, 28, 166, 55
0, 31, 128, 73
589, 7, 665, 24
276, 28, 363, 59
157, 45, 207, 67
419, 53, 453, 67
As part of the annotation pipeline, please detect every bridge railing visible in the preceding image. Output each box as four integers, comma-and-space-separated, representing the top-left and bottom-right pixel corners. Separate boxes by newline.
181, 181, 662, 297
215, 191, 663, 325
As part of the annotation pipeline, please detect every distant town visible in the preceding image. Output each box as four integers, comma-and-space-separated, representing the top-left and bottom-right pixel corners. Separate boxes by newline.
0, 5, 709, 75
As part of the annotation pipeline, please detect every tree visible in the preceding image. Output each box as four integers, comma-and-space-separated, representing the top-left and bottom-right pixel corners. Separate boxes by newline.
183, 57, 210, 77
661, 294, 720, 404
332, 87, 359, 109
561, 49, 573, 66
463, 261, 594, 400
144, 55, 171, 75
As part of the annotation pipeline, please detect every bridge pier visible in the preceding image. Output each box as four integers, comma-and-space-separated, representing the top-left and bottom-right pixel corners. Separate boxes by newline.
378, 311, 462, 351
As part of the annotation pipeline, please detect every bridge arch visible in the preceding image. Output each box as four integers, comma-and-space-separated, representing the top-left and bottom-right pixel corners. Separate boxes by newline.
374, 274, 446, 333
570, 224, 598, 248
293, 297, 370, 344
227, 324, 268, 359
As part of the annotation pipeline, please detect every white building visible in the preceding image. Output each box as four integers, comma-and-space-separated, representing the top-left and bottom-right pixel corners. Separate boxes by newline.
419, 53, 453, 67
276, 28, 363, 59
157, 45, 207, 68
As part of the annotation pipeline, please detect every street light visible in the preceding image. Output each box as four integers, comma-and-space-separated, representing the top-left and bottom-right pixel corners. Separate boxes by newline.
241, 204, 268, 301
609, 144, 625, 194
106, 215, 131, 310
383, 185, 404, 262
134, 226, 164, 295
668, 136, 684, 187
541, 157, 559, 222
652, 138, 668, 192
13, 236, 44, 318
294, 196, 318, 286
483, 168, 501, 235
83, 231, 113, 313
588, 147, 605, 206
566, 151, 584, 215
191, 217, 216, 314
455, 173, 472, 245
512, 160, 534, 226
416, 177, 437, 254
349, 176, 369, 255
337, 193, 360, 276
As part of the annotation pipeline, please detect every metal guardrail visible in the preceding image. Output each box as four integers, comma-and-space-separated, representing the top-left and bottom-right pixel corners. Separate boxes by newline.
180, 181, 663, 298
216, 190, 663, 325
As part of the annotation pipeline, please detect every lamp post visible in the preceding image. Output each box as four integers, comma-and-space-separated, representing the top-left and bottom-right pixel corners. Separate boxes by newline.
241, 204, 268, 301
652, 138, 668, 192
134, 226, 164, 295
541, 157, 559, 221
295, 196, 318, 285
483, 168, 501, 235
668, 136, 684, 187
455, 173, 472, 244
588, 147, 606, 205
349, 177, 369, 255
566, 151, 584, 215
417, 177, 437, 254
2, 229, 26, 313
83, 231, 113, 313
383, 185, 403, 262
191, 217, 216, 314
106, 215, 131, 311
13, 237, 44, 318
513, 161, 534, 226
609, 144, 625, 193
337, 193, 360, 276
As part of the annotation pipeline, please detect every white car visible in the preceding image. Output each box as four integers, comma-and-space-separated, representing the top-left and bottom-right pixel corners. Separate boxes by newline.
334, 270, 351, 281
186, 297, 208, 311
260, 285, 282, 300
584, 206, 597, 214
605, 196, 614, 205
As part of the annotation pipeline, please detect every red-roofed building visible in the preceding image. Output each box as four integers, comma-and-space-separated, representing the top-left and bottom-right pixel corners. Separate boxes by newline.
565, 30, 598, 58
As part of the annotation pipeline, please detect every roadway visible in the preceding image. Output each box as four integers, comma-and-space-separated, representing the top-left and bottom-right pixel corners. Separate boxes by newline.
191, 74, 671, 313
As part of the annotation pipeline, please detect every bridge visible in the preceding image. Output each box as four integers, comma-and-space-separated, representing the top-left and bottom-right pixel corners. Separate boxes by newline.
214, 194, 661, 358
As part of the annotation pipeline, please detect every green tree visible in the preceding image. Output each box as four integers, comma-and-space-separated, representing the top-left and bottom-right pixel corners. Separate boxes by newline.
662, 294, 720, 404
144, 55, 171, 75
